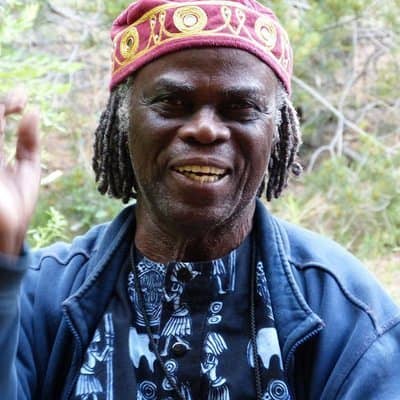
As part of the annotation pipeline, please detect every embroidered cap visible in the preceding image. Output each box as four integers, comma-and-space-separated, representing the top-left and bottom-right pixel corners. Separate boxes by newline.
110, 0, 293, 94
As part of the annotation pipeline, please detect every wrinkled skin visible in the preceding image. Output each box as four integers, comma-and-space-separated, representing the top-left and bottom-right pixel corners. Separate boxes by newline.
129, 48, 279, 262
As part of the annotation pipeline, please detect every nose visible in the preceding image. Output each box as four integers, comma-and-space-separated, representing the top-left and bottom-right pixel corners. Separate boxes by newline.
178, 107, 230, 144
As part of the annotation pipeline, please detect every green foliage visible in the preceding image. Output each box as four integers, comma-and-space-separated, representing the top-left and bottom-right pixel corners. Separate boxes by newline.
103, 0, 131, 21
272, 146, 400, 259
265, 0, 400, 143
29, 167, 123, 247
0, 1, 81, 130
28, 207, 68, 249
0, 2, 39, 41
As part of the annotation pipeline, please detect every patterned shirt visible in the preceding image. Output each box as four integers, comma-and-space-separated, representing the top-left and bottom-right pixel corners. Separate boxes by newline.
73, 235, 291, 400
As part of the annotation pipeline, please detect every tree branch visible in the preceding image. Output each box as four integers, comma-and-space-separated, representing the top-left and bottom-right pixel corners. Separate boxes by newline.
292, 75, 388, 162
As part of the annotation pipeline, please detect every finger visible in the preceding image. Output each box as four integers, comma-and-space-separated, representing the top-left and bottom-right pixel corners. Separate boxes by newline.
0, 105, 5, 166
16, 108, 41, 162
0, 88, 28, 166
3, 87, 28, 116
0, 104, 5, 135
15, 109, 41, 220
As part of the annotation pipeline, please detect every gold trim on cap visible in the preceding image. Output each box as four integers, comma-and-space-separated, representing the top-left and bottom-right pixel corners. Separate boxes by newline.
255, 16, 277, 50
112, 1, 289, 77
120, 26, 140, 59
173, 6, 208, 33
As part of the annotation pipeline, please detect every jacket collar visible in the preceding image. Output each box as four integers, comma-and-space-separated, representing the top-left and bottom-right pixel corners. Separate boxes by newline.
63, 205, 136, 347
64, 200, 324, 363
254, 200, 324, 364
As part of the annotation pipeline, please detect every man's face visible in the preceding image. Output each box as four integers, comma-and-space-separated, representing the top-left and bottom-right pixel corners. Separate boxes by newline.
129, 48, 279, 231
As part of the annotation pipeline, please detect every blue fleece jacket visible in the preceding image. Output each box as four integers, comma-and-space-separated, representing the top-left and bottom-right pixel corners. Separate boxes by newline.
1, 201, 399, 399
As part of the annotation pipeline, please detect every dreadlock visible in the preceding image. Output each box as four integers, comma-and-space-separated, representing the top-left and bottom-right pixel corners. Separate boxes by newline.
92, 80, 302, 203
93, 79, 135, 203
265, 85, 303, 201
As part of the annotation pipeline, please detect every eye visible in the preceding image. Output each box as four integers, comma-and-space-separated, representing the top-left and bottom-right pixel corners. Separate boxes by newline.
158, 95, 184, 107
229, 101, 256, 110
222, 99, 263, 121
151, 94, 190, 117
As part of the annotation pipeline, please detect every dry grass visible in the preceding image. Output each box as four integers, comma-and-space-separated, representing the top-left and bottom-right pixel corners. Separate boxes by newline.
366, 254, 400, 305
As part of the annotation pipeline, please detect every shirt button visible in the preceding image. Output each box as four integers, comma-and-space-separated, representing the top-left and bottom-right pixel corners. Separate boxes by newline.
171, 342, 190, 357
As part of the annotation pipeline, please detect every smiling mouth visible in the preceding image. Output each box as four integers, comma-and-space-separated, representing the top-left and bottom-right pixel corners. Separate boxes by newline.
173, 165, 227, 183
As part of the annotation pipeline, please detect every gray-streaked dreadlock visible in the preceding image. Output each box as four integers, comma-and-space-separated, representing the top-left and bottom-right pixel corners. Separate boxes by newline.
93, 78, 302, 204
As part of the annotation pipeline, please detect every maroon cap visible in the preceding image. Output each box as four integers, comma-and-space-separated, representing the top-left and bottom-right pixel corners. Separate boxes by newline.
110, 0, 293, 94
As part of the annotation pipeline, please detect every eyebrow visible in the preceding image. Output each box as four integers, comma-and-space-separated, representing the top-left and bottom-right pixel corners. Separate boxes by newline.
221, 87, 267, 102
152, 78, 195, 94
150, 78, 267, 101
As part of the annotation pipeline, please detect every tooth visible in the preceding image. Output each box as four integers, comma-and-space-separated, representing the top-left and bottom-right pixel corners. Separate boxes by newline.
211, 167, 222, 174
182, 172, 212, 183
175, 165, 226, 177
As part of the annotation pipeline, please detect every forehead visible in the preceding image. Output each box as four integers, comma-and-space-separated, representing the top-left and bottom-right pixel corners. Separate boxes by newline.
132, 47, 279, 95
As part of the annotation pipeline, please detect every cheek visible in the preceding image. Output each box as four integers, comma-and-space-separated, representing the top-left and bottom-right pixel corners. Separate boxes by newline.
244, 125, 274, 168
129, 109, 157, 155
240, 126, 275, 191
128, 114, 174, 182
128, 122, 153, 183
131, 108, 175, 149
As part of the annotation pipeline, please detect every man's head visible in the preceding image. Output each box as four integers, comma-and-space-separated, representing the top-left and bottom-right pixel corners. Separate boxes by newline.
93, 0, 302, 206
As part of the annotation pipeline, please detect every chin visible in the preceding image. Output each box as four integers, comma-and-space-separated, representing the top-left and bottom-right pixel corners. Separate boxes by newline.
161, 196, 254, 233
171, 202, 230, 225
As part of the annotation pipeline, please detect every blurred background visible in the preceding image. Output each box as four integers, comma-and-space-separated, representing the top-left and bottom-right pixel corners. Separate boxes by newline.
1, 0, 399, 301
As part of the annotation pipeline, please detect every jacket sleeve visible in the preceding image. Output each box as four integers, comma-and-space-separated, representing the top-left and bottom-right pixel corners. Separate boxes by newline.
336, 322, 400, 399
0, 250, 30, 400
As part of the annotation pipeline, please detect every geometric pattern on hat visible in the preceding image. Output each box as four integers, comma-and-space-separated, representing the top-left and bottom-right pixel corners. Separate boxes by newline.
110, 0, 292, 93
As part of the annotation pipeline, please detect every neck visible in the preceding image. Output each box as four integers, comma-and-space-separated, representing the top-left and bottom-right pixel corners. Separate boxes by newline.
134, 202, 256, 263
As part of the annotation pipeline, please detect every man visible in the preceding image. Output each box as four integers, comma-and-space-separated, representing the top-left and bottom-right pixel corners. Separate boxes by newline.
0, 0, 399, 399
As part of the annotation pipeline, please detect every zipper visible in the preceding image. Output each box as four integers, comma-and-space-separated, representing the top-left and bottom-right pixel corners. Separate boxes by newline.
61, 305, 84, 400
284, 323, 324, 399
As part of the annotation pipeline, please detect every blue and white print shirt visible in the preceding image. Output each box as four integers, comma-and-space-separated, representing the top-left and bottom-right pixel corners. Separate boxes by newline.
73, 235, 291, 400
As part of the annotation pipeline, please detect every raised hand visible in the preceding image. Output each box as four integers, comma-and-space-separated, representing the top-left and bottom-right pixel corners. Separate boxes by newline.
0, 89, 41, 255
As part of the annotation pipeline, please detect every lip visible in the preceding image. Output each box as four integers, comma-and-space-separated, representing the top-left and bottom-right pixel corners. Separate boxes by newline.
170, 157, 231, 171
169, 157, 231, 185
